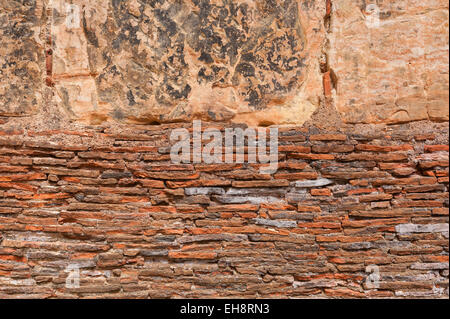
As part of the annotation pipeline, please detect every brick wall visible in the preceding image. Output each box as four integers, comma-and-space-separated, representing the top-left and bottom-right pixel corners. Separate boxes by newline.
0, 0, 449, 299
0, 122, 448, 298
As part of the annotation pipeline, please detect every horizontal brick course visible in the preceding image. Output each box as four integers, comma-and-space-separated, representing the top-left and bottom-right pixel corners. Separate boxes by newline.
0, 123, 448, 299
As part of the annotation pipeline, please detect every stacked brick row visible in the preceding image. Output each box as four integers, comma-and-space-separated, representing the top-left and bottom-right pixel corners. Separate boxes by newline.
0, 123, 448, 298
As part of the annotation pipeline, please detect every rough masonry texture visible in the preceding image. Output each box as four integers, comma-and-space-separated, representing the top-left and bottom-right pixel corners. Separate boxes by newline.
0, 0, 449, 299
0, 123, 448, 298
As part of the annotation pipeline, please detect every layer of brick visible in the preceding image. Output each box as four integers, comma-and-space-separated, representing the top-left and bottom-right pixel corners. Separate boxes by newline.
0, 123, 448, 298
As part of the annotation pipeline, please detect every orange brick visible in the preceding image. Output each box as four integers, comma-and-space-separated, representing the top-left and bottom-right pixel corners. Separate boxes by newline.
0, 173, 46, 182
310, 188, 332, 196
310, 134, 347, 141
298, 205, 321, 212
168, 251, 217, 260
356, 144, 413, 152
208, 204, 259, 213
232, 180, 290, 188
290, 153, 335, 160
274, 172, 318, 180
278, 145, 311, 153
323, 71, 332, 98
424, 145, 449, 152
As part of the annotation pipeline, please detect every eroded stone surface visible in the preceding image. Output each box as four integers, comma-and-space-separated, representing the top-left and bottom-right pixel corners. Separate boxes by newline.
2, 0, 448, 127
48, 0, 326, 125
330, 0, 449, 124
0, 0, 45, 116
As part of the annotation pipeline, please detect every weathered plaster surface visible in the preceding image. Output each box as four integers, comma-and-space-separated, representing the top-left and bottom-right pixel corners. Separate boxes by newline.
0, 0, 448, 126
47, 0, 326, 125
330, 0, 449, 124
0, 0, 45, 117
